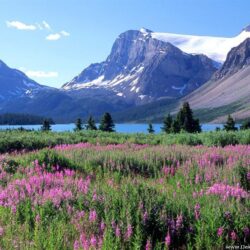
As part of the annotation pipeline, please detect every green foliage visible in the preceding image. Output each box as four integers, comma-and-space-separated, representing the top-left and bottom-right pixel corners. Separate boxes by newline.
0, 130, 250, 154
85, 116, 97, 130
41, 119, 51, 131
176, 102, 201, 133
99, 112, 115, 132
224, 115, 237, 131
240, 119, 250, 130
161, 114, 172, 133
74, 118, 83, 131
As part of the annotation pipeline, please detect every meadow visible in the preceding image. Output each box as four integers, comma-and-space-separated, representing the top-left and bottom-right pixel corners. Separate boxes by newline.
0, 131, 249, 249
1, 129, 250, 153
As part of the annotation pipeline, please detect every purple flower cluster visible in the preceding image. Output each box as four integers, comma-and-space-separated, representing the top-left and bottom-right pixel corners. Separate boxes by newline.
206, 183, 249, 200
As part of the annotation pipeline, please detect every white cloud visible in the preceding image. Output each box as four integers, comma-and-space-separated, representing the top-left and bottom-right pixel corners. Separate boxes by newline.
46, 30, 70, 41
25, 70, 59, 78
42, 21, 51, 31
6, 20, 70, 41
61, 30, 70, 36
6, 21, 37, 30
46, 33, 61, 41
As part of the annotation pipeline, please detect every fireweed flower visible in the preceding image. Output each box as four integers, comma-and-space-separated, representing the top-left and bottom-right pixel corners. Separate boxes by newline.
90, 235, 97, 248
115, 225, 121, 238
89, 210, 97, 223
145, 239, 151, 250
165, 231, 171, 247
217, 227, 224, 237
176, 214, 183, 230
73, 240, 80, 250
100, 220, 105, 231
206, 183, 249, 200
194, 203, 200, 220
125, 224, 133, 240
143, 211, 148, 223
230, 231, 237, 241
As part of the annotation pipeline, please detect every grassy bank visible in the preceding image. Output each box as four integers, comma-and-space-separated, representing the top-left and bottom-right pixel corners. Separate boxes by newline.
0, 129, 250, 153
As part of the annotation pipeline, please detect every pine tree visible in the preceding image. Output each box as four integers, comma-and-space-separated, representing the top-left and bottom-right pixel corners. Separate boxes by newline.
171, 119, 181, 133
147, 123, 154, 134
41, 119, 51, 131
86, 116, 97, 130
240, 119, 250, 130
74, 118, 83, 131
99, 112, 115, 132
176, 102, 201, 133
162, 114, 173, 133
224, 115, 237, 131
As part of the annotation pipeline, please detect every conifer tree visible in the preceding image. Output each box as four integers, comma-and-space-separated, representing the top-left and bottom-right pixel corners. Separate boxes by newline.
176, 102, 201, 133
171, 119, 181, 133
240, 119, 250, 130
224, 115, 237, 131
74, 118, 83, 131
162, 114, 173, 133
99, 112, 115, 132
41, 119, 51, 131
147, 123, 154, 134
86, 116, 97, 130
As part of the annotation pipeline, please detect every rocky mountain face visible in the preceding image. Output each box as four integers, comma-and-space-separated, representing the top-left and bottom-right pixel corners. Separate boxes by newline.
113, 36, 250, 123
63, 29, 217, 104
0, 60, 46, 101
213, 38, 250, 80
182, 37, 250, 122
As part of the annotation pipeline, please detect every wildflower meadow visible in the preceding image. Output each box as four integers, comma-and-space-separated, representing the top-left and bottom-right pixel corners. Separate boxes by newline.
0, 132, 249, 249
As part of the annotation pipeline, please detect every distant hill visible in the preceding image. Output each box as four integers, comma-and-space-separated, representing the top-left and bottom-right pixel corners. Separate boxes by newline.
0, 113, 54, 125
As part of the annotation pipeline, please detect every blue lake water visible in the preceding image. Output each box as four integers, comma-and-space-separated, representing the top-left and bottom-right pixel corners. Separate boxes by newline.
0, 123, 240, 133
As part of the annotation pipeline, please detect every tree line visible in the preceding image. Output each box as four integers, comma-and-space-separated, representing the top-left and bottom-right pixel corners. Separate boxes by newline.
40, 102, 250, 133
41, 112, 115, 132
0, 113, 54, 125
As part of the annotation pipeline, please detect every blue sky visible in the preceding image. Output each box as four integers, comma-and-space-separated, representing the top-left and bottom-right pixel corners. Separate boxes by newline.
1, 0, 250, 88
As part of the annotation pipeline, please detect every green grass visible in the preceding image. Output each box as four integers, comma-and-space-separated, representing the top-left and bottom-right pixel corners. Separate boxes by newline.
0, 129, 250, 154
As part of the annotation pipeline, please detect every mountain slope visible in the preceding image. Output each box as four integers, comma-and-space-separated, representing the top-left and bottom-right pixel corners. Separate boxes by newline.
0, 60, 47, 101
183, 38, 250, 122
63, 29, 217, 104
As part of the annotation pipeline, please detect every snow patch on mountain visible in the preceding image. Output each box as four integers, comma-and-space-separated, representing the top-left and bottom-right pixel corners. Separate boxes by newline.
151, 30, 250, 62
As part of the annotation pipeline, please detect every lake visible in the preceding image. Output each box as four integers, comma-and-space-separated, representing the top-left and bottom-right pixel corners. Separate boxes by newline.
0, 123, 239, 133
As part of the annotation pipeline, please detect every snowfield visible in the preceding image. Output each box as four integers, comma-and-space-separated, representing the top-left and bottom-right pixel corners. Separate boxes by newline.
151, 29, 250, 62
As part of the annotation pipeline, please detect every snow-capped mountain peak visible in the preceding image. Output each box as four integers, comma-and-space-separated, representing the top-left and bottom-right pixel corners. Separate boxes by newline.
151, 28, 250, 63
243, 24, 250, 32
63, 29, 217, 104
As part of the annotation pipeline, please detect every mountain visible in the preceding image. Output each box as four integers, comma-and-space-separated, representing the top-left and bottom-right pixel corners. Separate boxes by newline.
213, 38, 250, 79
151, 25, 250, 63
182, 38, 250, 122
0, 60, 46, 101
1, 25, 250, 123
63, 29, 217, 104
113, 37, 250, 123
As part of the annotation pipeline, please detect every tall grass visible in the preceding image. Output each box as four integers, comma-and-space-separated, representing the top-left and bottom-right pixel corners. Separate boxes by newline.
0, 129, 250, 153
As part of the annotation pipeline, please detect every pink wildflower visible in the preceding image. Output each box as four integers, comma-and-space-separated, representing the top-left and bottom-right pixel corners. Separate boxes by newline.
217, 227, 224, 237
165, 231, 171, 247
